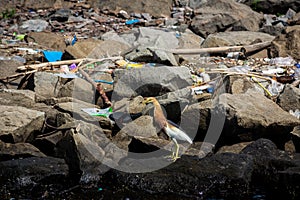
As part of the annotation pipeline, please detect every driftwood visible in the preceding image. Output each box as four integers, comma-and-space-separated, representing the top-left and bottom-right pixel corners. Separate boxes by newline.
206, 71, 273, 81
152, 41, 271, 55
0, 70, 38, 81
17, 58, 89, 71
17, 56, 123, 71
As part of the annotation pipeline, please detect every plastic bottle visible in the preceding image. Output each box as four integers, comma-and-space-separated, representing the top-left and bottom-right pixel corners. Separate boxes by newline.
294, 63, 300, 80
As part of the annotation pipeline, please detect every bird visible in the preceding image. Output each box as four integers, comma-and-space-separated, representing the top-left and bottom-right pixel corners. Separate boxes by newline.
143, 97, 193, 161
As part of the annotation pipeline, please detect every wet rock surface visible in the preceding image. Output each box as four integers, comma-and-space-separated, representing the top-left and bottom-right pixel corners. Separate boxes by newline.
0, 0, 300, 199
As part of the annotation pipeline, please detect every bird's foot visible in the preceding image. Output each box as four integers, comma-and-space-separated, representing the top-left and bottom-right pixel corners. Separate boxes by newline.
170, 155, 180, 162
164, 153, 180, 162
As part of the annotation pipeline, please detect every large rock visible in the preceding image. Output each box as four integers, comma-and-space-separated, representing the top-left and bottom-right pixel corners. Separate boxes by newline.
63, 38, 129, 59
69, 120, 125, 182
54, 100, 105, 124
181, 100, 215, 142
217, 90, 300, 147
122, 27, 179, 65
62, 38, 101, 59
0, 105, 45, 143
201, 31, 275, 48
28, 32, 67, 52
112, 66, 193, 100
241, 138, 293, 168
240, 138, 296, 197
0, 141, 46, 161
101, 153, 255, 199
33, 72, 95, 103
191, 0, 262, 38
273, 153, 300, 200
0, 60, 23, 89
217, 141, 252, 154
118, 115, 158, 138
239, 0, 300, 14
88, 0, 173, 18
86, 40, 130, 58
278, 84, 300, 112
57, 77, 95, 104
34, 72, 64, 100
19, 19, 49, 33
177, 29, 205, 62
0, 89, 36, 108
0, 157, 69, 196
270, 27, 300, 60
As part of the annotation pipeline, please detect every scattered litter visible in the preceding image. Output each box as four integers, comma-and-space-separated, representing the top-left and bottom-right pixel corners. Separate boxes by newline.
43, 50, 63, 62
55, 73, 78, 79
16, 47, 39, 54
267, 79, 284, 96
13, 32, 26, 41
94, 80, 114, 85
125, 19, 140, 25
227, 65, 251, 73
269, 56, 295, 66
60, 65, 69, 73
64, 34, 77, 46
294, 63, 300, 80
191, 84, 212, 95
116, 59, 155, 69
227, 52, 241, 59
251, 77, 273, 97
262, 67, 285, 75
81, 107, 113, 117
69, 63, 78, 72
289, 109, 300, 119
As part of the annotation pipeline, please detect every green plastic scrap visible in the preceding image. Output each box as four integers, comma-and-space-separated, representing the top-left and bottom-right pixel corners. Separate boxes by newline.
81, 107, 113, 118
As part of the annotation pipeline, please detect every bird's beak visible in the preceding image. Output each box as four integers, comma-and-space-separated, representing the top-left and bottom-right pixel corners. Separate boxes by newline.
142, 98, 152, 104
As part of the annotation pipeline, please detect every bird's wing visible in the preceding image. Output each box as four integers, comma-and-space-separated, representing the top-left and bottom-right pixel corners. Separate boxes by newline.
165, 120, 193, 144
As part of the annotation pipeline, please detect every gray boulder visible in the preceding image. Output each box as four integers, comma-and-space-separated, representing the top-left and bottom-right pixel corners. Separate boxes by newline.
34, 72, 64, 100
57, 77, 95, 104
238, 0, 300, 14
112, 66, 193, 100
0, 60, 23, 89
71, 120, 125, 182
0, 105, 44, 143
27, 32, 66, 52
102, 153, 255, 199
217, 141, 252, 154
122, 27, 179, 65
54, 100, 109, 125
119, 115, 158, 138
0, 89, 36, 108
63, 38, 129, 59
191, 0, 262, 38
0, 141, 46, 161
278, 84, 300, 112
217, 90, 300, 147
0, 157, 68, 192
19, 19, 49, 33
270, 26, 300, 60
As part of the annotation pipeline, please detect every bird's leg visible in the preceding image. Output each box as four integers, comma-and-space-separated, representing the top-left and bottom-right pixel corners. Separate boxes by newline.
171, 139, 181, 162
164, 138, 180, 162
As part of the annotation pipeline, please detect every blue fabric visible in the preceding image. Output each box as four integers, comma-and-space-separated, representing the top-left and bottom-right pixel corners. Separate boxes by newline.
43, 51, 63, 62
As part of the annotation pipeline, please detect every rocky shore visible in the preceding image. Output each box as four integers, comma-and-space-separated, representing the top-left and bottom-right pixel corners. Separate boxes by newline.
0, 0, 300, 199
